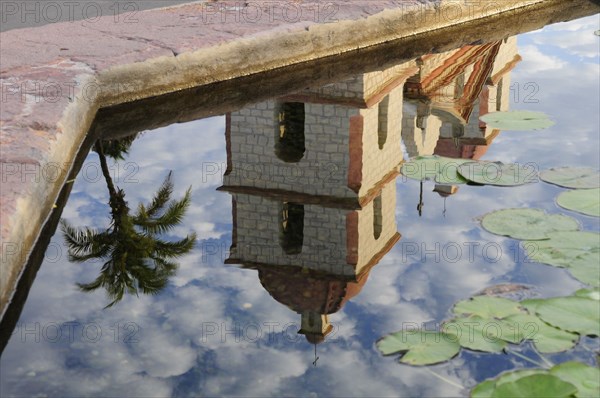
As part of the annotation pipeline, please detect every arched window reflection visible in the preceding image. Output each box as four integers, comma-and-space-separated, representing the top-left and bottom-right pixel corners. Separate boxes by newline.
280, 202, 304, 254
275, 102, 306, 163
378, 95, 389, 150
373, 194, 383, 240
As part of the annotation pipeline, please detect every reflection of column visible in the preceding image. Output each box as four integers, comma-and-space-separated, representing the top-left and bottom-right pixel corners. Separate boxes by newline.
221, 63, 414, 343
401, 101, 442, 157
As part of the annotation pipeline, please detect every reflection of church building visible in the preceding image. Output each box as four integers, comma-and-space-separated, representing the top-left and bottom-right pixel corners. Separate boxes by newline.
220, 63, 418, 342
219, 38, 520, 342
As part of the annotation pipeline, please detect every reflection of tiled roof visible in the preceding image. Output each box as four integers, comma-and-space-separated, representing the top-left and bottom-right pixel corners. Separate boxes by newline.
255, 265, 371, 315
407, 41, 503, 122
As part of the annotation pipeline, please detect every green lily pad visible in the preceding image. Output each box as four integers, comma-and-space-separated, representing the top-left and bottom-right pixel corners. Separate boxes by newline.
534, 296, 600, 336
524, 231, 600, 268
481, 208, 580, 240
520, 298, 545, 313
557, 188, 600, 217
490, 374, 577, 398
376, 330, 460, 365
471, 370, 548, 398
458, 162, 537, 186
504, 313, 578, 353
479, 111, 555, 131
453, 296, 523, 319
539, 167, 600, 189
400, 156, 469, 184
471, 379, 497, 398
574, 288, 600, 300
550, 361, 600, 398
568, 254, 600, 287
443, 316, 514, 352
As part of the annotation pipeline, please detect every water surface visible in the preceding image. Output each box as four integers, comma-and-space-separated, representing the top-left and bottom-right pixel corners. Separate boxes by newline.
1, 14, 599, 398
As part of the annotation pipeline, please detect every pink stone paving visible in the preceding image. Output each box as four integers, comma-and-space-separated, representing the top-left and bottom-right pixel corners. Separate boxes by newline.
0, 0, 565, 314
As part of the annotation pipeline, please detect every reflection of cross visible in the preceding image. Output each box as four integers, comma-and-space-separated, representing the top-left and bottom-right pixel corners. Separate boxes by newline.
313, 343, 319, 367
443, 197, 447, 218
417, 181, 424, 217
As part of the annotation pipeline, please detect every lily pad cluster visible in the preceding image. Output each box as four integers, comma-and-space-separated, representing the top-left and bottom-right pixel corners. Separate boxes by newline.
525, 231, 600, 287
401, 156, 537, 187
472, 362, 599, 398
376, 292, 599, 367
479, 111, 555, 131
479, 207, 599, 286
539, 167, 600, 217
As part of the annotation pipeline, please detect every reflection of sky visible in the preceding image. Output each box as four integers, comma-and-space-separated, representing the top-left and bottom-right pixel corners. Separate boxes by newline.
1, 15, 599, 397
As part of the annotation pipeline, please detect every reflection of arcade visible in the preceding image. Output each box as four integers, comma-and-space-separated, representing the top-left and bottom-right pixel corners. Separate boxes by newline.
402, 37, 520, 200
220, 63, 418, 343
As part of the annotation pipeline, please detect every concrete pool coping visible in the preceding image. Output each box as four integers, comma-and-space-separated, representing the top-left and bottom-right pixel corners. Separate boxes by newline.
0, 0, 598, 317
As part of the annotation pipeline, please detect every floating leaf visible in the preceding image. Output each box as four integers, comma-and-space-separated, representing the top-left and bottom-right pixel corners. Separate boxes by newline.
453, 296, 523, 319
400, 156, 469, 184
471, 379, 497, 398
539, 167, 600, 189
479, 111, 555, 131
568, 254, 600, 287
550, 361, 600, 398
376, 330, 460, 365
443, 316, 512, 352
520, 298, 545, 313
490, 374, 577, 398
458, 162, 537, 186
504, 313, 578, 353
557, 188, 600, 217
534, 296, 600, 336
471, 370, 548, 398
574, 288, 600, 300
481, 208, 579, 240
524, 231, 600, 268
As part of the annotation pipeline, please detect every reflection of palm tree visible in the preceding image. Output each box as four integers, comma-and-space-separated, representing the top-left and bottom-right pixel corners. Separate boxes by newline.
60, 140, 196, 307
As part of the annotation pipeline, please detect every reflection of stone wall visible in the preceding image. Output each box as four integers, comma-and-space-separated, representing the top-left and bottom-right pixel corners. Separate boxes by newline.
231, 193, 352, 276
225, 100, 357, 199
230, 176, 398, 276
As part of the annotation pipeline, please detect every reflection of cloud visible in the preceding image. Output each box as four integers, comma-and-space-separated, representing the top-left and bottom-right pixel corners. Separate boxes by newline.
517, 45, 568, 73
529, 15, 600, 59
544, 15, 599, 32
205, 347, 307, 396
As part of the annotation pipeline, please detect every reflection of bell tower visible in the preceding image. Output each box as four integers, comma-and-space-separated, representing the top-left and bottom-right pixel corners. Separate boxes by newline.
220, 62, 415, 342
299, 312, 332, 344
